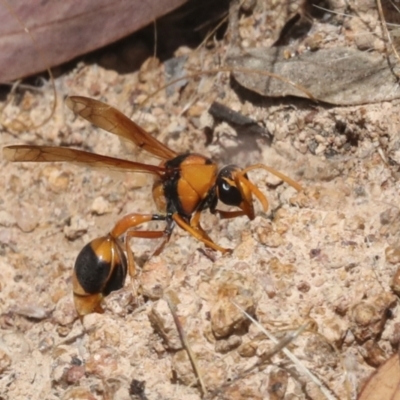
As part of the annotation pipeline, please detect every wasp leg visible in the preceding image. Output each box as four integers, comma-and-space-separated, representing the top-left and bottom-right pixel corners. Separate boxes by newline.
172, 213, 230, 253
110, 213, 165, 237
190, 210, 213, 243
151, 218, 174, 256
124, 230, 166, 278
123, 230, 166, 300
110, 212, 169, 296
110, 213, 168, 276
213, 210, 247, 219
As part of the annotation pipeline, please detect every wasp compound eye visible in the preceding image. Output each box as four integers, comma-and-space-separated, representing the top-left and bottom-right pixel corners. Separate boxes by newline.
217, 165, 243, 206
218, 178, 243, 206
73, 236, 127, 315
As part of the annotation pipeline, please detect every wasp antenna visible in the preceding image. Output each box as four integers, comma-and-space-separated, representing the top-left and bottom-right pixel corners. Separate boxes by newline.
237, 173, 269, 212
242, 164, 303, 192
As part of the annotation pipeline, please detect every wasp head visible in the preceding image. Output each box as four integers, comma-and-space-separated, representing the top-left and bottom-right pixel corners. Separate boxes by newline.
216, 165, 256, 219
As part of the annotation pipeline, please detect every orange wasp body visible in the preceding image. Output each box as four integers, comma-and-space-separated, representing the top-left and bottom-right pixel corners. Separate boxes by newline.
4, 96, 302, 315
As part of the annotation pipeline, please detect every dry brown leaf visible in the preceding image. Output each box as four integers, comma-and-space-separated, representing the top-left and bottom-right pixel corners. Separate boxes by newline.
358, 352, 400, 400
0, 0, 186, 82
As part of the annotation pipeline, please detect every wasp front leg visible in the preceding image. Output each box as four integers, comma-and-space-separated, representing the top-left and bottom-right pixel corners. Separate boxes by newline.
172, 212, 230, 253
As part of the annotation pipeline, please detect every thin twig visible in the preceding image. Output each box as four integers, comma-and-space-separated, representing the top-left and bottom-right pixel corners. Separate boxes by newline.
165, 292, 207, 397
231, 301, 337, 400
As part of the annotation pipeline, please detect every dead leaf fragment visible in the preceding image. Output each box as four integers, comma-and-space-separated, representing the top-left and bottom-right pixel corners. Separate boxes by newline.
358, 352, 400, 400
227, 47, 400, 105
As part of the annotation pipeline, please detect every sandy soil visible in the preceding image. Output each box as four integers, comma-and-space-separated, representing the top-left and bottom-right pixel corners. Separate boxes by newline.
1, 1, 400, 399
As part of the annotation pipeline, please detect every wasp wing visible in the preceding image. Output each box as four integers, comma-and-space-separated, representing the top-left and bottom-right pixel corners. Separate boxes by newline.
66, 96, 177, 160
3, 145, 165, 175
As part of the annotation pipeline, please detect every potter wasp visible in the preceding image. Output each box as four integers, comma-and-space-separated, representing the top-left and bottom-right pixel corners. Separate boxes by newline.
3, 96, 302, 315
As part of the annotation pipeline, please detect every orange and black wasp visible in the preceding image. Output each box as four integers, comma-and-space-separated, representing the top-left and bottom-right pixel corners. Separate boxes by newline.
3, 96, 302, 315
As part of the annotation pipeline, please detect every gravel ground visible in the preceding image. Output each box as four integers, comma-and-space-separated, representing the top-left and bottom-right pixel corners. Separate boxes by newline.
1, 1, 400, 399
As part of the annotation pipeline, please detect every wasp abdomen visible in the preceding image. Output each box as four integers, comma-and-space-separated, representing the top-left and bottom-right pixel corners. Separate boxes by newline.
73, 236, 127, 315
